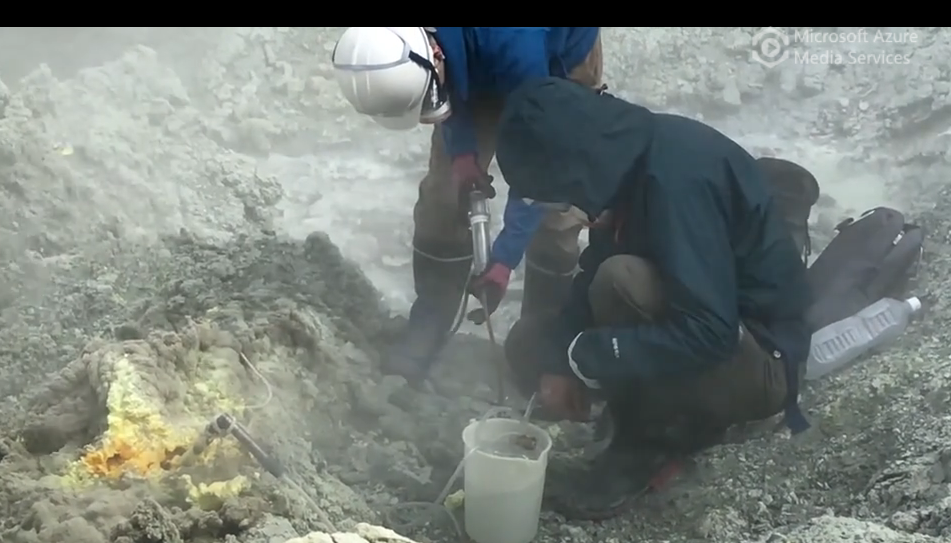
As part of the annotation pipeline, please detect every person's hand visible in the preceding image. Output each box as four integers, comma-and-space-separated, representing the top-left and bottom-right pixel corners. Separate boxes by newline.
451, 154, 496, 198
539, 373, 591, 422
466, 263, 511, 324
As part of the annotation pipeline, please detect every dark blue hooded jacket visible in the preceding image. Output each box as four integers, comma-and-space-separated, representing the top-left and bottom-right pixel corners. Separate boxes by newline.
431, 27, 599, 270
495, 78, 813, 432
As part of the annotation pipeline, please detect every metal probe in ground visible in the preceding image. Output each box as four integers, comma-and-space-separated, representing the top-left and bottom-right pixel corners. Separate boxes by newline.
213, 413, 285, 478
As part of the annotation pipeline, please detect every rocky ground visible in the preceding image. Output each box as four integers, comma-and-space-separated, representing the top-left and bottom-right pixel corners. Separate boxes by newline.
0, 26, 950, 543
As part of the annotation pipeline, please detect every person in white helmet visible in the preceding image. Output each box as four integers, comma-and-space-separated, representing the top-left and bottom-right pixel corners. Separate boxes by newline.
332, 27, 603, 381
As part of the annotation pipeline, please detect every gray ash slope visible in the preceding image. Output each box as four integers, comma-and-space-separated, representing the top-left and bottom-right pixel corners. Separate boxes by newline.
0, 27, 950, 543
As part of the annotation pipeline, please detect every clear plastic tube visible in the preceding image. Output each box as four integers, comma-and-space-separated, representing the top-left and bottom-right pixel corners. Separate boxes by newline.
384, 405, 526, 540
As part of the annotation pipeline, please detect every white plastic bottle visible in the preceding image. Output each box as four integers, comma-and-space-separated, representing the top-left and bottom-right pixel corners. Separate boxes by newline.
805, 296, 922, 381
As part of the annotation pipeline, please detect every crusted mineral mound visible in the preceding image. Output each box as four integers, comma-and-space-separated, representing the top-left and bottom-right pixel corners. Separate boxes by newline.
0, 34, 427, 543
0, 229, 397, 543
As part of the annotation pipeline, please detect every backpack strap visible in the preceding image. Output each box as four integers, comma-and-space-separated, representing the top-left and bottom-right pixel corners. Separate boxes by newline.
865, 222, 924, 300
783, 358, 809, 434
835, 217, 855, 231
744, 319, 811, 434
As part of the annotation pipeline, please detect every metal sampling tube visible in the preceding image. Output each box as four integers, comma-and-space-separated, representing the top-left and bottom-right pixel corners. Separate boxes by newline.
469, 190, 492, 276
467, 189, 506, 403
215, 414, 285, 478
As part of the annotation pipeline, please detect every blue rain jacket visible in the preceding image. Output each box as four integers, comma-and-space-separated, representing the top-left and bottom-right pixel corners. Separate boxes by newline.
432, 27, 599, 270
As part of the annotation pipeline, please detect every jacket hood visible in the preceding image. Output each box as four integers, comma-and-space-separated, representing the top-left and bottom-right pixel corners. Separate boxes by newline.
496, 78, 655, 219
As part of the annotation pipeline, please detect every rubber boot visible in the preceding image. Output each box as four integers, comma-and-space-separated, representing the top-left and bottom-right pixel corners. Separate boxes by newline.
381, 242, 472, 382
520, 257, 576, 320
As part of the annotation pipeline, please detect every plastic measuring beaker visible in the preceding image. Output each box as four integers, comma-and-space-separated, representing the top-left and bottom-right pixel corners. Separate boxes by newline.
461, 418, 553, 543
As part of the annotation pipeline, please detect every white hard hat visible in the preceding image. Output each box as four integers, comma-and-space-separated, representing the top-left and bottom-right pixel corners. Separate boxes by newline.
332, 27, 450, 130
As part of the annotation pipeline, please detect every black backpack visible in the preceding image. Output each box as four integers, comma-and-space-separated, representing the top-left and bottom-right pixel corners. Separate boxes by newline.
805, 207, 923, 331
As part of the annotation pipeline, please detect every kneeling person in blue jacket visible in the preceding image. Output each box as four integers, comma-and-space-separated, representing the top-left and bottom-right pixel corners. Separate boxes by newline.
332, 27, 602, 380
497, 78, 814, 517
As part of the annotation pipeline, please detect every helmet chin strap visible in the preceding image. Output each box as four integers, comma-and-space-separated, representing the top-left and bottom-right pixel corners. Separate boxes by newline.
408, 49, 450, 124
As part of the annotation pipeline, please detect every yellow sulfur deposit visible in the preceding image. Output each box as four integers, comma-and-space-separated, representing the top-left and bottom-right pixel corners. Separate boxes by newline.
443, 489, 465, 510
67, 355, 194, 482
183, 474, 250, 510
62, 351, 248, 489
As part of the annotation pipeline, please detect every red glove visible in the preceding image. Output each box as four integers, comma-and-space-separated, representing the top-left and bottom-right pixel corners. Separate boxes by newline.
539, 373, 591, 422
466, 262, 511, 324
451, 154, 496, 199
